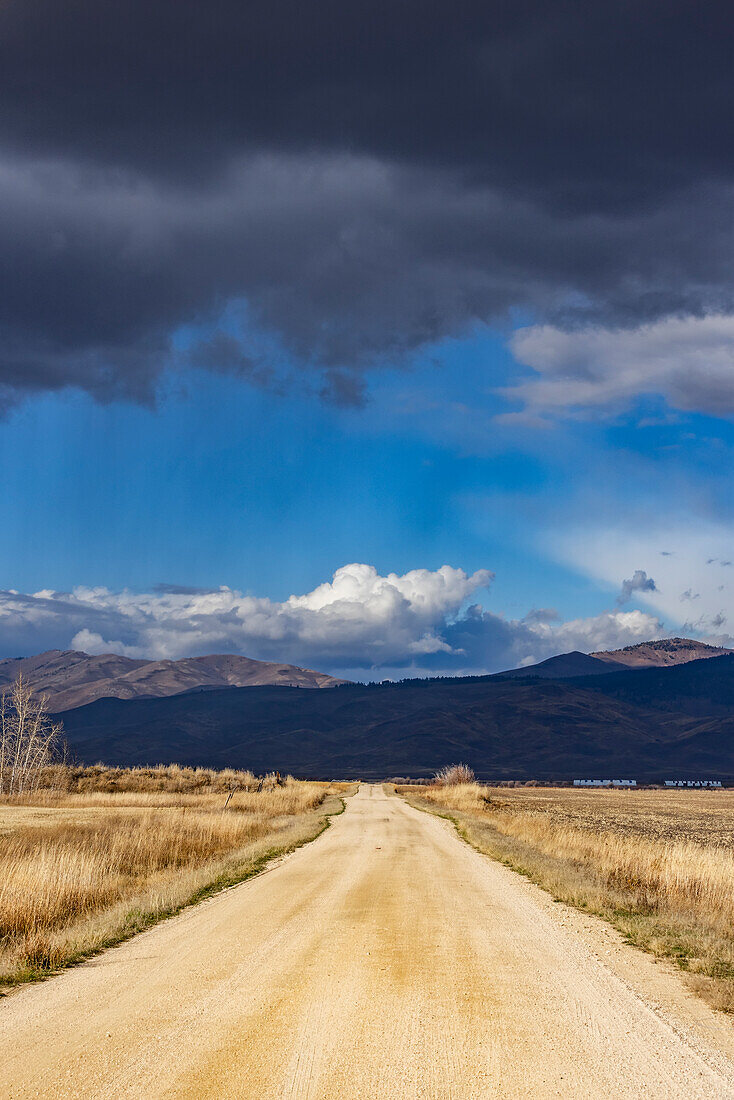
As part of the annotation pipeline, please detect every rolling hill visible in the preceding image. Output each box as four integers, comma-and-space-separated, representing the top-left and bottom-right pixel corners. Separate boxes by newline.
497, 637, 732, 679
494, 651, 628, 679
0, 649, 346, 710
590, 637, 734, 668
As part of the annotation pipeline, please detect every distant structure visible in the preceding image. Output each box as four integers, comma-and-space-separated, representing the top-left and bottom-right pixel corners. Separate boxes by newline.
664, 779, 722, 788
573, 779, 637, 787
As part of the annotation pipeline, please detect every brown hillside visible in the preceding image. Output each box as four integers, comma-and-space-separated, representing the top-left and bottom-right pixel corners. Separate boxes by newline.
592, 637, 733, 669
0, 650, 347, 711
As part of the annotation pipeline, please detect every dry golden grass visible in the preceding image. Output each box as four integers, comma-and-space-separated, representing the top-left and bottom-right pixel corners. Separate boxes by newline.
0, 769, 349, 987
399, 783, 734, 1013
32, 763, 282, 794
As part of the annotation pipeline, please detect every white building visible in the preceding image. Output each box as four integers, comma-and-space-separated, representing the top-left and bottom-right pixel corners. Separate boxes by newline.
573, 779, 637, 787
664, 780, 722, 788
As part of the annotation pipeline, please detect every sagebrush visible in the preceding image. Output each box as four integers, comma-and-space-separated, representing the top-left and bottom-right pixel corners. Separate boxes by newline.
433, 763, 475, 786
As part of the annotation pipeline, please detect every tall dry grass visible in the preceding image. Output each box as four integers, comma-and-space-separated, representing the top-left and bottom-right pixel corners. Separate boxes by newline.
402, 783, 734, 1013
0, 773, 342, 986
33, 763, 277, 794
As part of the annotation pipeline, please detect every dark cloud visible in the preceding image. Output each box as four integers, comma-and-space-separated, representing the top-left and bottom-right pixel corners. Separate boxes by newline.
522, 608, 560, 626
2, 1, 731, 196
2, 1, 734, 402
319, 370, 367, 408
617, 569, 657, 606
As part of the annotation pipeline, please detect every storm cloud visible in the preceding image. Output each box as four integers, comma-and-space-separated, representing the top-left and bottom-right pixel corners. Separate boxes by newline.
2, 1, 734, 404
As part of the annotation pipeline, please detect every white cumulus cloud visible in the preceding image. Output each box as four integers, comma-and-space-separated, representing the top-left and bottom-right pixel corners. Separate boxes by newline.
0, 562, 667, 677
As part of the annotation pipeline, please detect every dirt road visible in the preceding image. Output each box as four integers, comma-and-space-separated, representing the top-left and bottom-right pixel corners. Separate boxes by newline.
2, 785, 734, 1098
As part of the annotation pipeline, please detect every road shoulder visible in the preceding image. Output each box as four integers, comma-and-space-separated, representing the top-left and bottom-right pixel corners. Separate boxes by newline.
397, 787, 734, 1074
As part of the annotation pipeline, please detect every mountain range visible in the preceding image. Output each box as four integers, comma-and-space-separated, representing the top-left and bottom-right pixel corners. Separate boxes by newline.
15, 637, 731, 780
2, 637, 727, 712
0, 649, 345, 711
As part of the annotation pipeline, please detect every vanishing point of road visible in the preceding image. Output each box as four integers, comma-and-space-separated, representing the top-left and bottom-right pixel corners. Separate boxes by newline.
1, 785, 734, 1099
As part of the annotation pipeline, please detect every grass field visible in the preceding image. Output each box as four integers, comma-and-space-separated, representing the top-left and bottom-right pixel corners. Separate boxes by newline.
0, 766, 350, 988
398, 783, 734, 1013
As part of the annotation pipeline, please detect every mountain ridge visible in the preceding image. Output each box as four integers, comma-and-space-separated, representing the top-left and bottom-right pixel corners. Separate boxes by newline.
494, 651, 628, 680
590, 637, 733, 668
0, 649, 347, 710
496, 637, 732, 681
2, 636, 730, 710
54, 652, 734, 780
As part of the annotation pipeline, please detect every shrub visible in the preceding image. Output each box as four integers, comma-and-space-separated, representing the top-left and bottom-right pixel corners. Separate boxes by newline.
433, 763, 475, 786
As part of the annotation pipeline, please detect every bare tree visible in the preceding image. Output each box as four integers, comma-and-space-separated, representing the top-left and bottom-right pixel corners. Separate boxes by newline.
0, 675, 63, 795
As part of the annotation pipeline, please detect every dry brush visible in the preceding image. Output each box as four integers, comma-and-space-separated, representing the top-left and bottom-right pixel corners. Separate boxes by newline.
0, 770, 345, 986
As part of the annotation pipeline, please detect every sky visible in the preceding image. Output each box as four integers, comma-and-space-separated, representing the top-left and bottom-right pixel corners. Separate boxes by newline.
1, 1, 733, 677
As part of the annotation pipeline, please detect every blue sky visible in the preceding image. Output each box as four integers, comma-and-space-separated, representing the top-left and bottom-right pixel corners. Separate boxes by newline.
0, 329, 615, 608
2, 321, 733, 676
